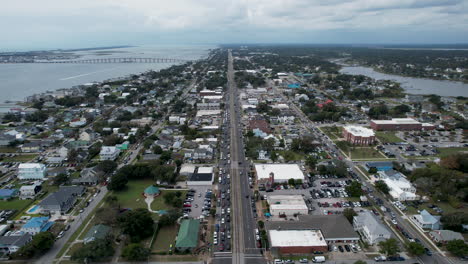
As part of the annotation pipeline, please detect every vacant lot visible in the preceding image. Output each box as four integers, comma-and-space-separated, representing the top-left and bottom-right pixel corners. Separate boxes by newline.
375, 132, 403, 143
152, 224, 178, 253
436, 147, 468, 157
349, 148, 386, 159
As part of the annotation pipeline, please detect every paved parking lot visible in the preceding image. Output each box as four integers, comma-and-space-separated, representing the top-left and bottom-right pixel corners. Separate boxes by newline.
187, 185, 211, 219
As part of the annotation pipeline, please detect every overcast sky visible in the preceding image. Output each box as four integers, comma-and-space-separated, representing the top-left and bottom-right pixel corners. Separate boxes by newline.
2, 0, 468, 50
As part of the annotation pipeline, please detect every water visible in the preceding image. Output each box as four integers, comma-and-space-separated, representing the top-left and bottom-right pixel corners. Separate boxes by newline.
340, 66, 468, 97
0, 45, 214, 102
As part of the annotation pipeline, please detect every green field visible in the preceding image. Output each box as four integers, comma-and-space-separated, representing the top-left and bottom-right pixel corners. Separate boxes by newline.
152, 225, 178, 253
1, 154, 38, 162
0, 198, 33, 212
320, 126, 342, 140
375, 132, 404, 143
436, 147, 468, 157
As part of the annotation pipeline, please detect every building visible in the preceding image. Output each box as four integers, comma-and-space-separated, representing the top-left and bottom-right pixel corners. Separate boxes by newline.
269, 229, 328, 254
265, 215, 359, 246
267, 195, 308, 217
179, 164, 196, 178
99, 146, 120, 161
365, 161, 393, 172
342, 126, 376, 145
370, 118, 422, 131
19, 182, 42, 200
429, 230, 464, 244
175, 219, 200, 252
71, 167, 101, 186
353, 211, 391, 245
143, 186, 160, 197
38, 186, 86, 214
83, 224, 111, 244
0, 189, 18, 200
21, 142, 42, 153
381, 172, 418, 201
20, 217, 54, 235
248, 119, 271, 134
18, 163, 47, 180
0, 234, 32, 254
412, 210, 441, 230
255, 164, 304, 183
187, 167, 214, 186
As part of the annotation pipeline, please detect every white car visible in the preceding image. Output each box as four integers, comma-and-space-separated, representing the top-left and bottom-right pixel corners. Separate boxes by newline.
391, 219, 398, 225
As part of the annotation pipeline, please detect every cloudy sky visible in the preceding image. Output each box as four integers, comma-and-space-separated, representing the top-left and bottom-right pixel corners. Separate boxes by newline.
2, 0, 468, 50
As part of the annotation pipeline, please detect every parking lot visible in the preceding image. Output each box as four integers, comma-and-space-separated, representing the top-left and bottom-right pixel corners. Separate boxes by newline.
183, 185, 212, 219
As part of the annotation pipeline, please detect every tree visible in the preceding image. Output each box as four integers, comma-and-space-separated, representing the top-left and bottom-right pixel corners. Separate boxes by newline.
446, 239, 468, 257
97, 160, 117, 174
31, 232, 55, 251
158, 209, 182, 227
71, 238, 114, 263
53, 173, 69, 186
345, 181, 363, 197
440, 213, 468, 232
375, 180, 390, 194
368, 167, 378, 174
406, 242, 425, 256
118, 208, 155, 242
305, 156, 317, 170
343, 208, 357, 223
153, 145, 163, 154
378, 238, 400, 257
288, 178, 296, 186
107, 172, 128, 191
121, 243, 150, 261
257, 220, 264, 229
95, 207, 119, 226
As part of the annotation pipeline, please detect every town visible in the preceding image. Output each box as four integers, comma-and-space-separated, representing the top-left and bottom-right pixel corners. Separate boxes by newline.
0, 46, 466, 264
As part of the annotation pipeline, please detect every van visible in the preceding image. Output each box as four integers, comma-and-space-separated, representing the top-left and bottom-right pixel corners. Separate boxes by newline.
312, 256, 325, 263
255, 228, 259, 235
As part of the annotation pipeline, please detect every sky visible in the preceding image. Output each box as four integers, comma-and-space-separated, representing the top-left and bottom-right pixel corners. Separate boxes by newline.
1, 0, 468, 50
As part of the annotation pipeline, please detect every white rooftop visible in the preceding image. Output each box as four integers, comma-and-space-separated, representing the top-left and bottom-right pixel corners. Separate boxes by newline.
198, 167, 214, 174
344, 125, 375, 137
18, 163, 45, 169
196, 110, 222, 117
255, 164, 304, 181
269, 230, 328, 247
372, 118, 421, 125
268, 195, 308, 210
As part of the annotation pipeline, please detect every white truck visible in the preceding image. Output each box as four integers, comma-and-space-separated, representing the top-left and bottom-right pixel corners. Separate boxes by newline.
312, 256, 326, 263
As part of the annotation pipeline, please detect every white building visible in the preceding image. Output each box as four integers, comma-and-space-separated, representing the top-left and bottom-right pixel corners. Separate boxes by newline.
353, 211, 391, 245
267, 195, 308, 217
381, 173, 418, 201
99, 146, 120, 161
19, 181, 42, 199
18, 163, 47, 180
255, 164, 304, 183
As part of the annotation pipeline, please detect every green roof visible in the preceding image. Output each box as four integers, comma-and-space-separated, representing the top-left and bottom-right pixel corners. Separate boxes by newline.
144, 185, 160, 195
175, 219, 200, 248
84, 224, 111, 242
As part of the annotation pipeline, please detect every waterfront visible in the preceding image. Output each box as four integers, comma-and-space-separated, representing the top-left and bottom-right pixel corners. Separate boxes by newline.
340, 66, 468, 97
0, 45, 214, 102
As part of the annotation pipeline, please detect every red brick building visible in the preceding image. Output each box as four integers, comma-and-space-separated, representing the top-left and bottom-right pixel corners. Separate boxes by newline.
370, 118, 422, 131
248, 119, 271, 134
342, 126, 376, 145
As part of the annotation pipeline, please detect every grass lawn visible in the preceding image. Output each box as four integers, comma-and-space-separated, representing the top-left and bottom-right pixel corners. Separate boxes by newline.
320, 126, 342, 140
349, 147, 386, 160
152, 224, 178, 253
2, 154, 38, 162
0, 147, 18, 153
278, 150, 304, 162
0, 198, 33, 217
436, 147, 468, 157
375, 131, 404, 143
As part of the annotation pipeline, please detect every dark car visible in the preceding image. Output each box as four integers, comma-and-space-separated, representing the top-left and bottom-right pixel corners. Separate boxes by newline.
338, 246, 344, 252
344, 245, 351, 252
425, 248, 433, 256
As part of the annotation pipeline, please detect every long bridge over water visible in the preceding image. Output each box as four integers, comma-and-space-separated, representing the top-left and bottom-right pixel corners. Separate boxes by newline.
1, 57, 190, 64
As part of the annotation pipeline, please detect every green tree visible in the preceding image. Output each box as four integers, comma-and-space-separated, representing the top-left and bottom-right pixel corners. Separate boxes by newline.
305, 156, 317, 170
375, 180, 390, 194
288, 178, 296, 186
441, 212, 468, 232
345, 181, 363, 197
446, 239, 468, 257
31, 232, 55, 251
406, 242, 425, 256
153, 145, 163, 154
97, 160, 117, 174
118, 208, 155, 242
71, 238, 115, 263
107, 172, 128, 191
158, 209, 182, 227
258, 220, 264, 229
53, 173, 69, 186
378, 238, 400, 257
368, 167, 378, 174
343, 208, 357, 223
121, 243, 150, 261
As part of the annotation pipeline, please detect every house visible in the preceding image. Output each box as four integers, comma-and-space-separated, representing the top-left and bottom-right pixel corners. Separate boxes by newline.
71, 167, 102, 186
353, 211, 392, 245
412, 210, 441, 230
79, 130, 95, 141
0, 189, 18, 200
429, 230, 464, 244
0, 234, 32, 254
19, 182, 42, 200
20, 217, 54, 235
38, 186, 86, 214
47, 167, 68, 177
99, 146, 120, 161
83, 224, 111, 244
175, 219, 200, 252
21, 142, 42, 153
18, 163, 47, 180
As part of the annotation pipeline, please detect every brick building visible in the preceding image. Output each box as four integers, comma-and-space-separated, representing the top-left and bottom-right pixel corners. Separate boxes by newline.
342, 126, 376, 145
370, 118, 422, 131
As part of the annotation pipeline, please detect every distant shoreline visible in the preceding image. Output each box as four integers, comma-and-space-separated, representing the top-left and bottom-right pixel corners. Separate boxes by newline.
56, 45, 135, 52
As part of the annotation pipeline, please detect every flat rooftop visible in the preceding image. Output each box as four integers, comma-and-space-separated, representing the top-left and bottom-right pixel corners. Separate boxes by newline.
343, 125, 375, 137
372, 118, 421, 125
255, 164, 304, 181
269, 230, 328, 247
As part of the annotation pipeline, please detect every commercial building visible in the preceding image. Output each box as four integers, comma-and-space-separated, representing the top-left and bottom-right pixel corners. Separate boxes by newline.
269, 229, 328, 254
267, 195, 308, 217
342, 126, 376, 145
255, 164, 304, 183
187, 166, 214, 186
175, 219, 200, 252
99, 146, 120, 161
353, 211, 391, 245
18, 163, 47, 180
381, 172, 418, 201
370, 118, 422, 131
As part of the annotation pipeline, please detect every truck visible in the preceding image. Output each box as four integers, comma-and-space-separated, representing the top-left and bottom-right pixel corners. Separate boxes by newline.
312, 256, 325, 263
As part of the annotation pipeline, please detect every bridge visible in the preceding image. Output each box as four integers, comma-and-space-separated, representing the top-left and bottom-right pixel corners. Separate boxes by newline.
1, 57, 189, 64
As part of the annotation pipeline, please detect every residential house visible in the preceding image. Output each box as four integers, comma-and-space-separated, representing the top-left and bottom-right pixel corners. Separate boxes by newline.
83, 224, 111, 244
0, 234, 32, 254
412, 210, 441, 230
99, 146, 120, 161
20, 142, 42, 153
19, 182, 42, 200
71, 167, 102, 185
20, 217, 54, 235
429, 230, 464, 244
353, 211, 392, 245
380, 170, 418, 201
18, 163, 47, 180
38, 186, 86, 214
0, 189, 18, 200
